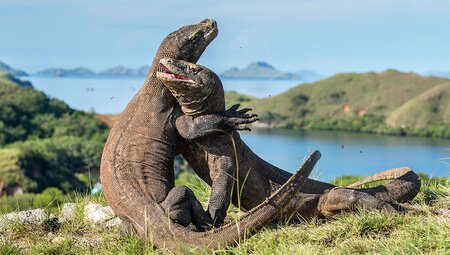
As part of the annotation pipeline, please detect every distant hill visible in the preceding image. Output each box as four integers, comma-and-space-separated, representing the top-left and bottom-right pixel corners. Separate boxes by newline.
228, 69, 450, 138
34, 65, 150, 77
35, 67, 96, 77
0, 61, 28, 77
296, 70, 323, 82
221, 62, 302, 80
426, 71, 450, 79
98, 65, 149, 77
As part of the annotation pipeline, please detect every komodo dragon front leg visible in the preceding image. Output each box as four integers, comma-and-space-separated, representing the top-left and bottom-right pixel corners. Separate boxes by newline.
174, 113, 258, 227
161, 113, 257, 228
157, 58, 420, 221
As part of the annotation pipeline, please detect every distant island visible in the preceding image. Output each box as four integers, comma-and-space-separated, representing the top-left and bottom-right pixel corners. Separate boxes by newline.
295, 70, 323, 82
98, 65, 149, 77
220, 62, 303, 80
34, 62, 318, 80
0, 61, 28, 77
2, 60, 324, 80
35, 67, 96, 77
34, 66, 150, 78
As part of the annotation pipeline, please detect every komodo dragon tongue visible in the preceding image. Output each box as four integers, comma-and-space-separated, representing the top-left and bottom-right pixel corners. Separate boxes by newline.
127, 150, 321, 252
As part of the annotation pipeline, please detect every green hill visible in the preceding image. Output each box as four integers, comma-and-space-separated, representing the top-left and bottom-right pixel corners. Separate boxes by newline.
229, 69, 450, 138
0, 74, 108, 194
386, 82, 450, 129
0, 72, 32, 87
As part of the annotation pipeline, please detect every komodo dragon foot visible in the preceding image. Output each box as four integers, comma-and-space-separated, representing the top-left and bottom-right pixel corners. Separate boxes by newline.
316, 167, 421, 216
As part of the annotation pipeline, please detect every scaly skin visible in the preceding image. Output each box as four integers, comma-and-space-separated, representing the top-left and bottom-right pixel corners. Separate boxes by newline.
157, 57, 259, 227
100, 19, 319, 252
159, 59, 421, 220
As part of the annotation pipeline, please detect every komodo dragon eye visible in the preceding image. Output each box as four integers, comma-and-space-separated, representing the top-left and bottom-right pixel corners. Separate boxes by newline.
189, 67, 201, 75
190, 32, 203, 42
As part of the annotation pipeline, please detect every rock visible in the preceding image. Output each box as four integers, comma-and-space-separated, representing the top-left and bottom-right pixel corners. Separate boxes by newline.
75, 236, 101, 248
43, 217, 60, 232
104, 217, 122, 228
84, 203, 115, 223
51, 236, 67, 244
436, 209, 450, 218
0, 209, 47, 229
60, 203, 77, 222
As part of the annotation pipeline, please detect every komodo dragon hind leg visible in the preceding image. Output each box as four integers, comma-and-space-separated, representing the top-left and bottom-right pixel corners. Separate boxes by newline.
118, 217, 136, 236
317, 167, 421, 217
347, 167, 415, 188
317, 187, 398, 217
161, 186, 213, 231
119, 186, 213, 236
346, 167, 421, 203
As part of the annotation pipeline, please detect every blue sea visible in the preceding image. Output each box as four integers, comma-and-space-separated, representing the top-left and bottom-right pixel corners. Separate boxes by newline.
28, 76, 450, 180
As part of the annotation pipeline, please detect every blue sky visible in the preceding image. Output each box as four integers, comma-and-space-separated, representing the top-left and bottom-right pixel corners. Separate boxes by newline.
1, 0, 450, 75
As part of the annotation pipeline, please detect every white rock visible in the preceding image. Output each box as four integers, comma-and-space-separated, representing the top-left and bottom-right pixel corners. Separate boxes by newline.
436, 209, 450, 218
104, 217, 122, 228
0, 209, 47, 229
51, 236, 67, 244
84, 203, 115, 223
60, 203, 77, 222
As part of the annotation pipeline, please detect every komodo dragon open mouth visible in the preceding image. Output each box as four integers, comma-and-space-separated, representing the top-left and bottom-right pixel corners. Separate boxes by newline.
157, 62, 195, 82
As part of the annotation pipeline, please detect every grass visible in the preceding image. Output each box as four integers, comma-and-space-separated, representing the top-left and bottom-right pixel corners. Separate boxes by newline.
1, 173, 449, 254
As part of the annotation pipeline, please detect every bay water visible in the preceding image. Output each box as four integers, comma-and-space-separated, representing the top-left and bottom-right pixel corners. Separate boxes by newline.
28, 76, 449, 180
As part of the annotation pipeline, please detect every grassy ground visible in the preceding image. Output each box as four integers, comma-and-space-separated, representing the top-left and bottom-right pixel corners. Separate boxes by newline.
1, 173, 449, 254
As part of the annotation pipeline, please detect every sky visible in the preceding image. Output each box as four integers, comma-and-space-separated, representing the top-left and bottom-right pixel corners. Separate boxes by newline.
1, 0, 450, 76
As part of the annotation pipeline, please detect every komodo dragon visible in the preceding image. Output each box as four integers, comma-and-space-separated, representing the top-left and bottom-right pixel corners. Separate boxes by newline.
158, 58, 421, 220
100, 19, 320, 252
157, 57, 259, 227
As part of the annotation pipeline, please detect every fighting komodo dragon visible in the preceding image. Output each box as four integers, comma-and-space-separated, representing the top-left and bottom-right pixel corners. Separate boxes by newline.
157, 57, 259, 227
100, 19, 320, 252
158, 58, 421, 220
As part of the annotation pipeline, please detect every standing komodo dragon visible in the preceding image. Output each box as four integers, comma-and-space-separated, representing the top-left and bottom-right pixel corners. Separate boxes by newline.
100, 19, 321, 252
157, 58, 421, 220
157, 57, 259, 227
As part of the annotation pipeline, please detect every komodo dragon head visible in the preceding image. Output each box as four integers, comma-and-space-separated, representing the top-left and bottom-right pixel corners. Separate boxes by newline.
156, 57, 225, 116
155, 19, 218, 66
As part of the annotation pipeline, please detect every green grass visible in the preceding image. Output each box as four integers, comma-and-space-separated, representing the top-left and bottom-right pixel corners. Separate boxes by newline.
1, 173, 449, 254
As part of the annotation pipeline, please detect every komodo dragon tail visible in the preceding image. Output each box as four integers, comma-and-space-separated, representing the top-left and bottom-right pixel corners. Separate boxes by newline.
126, 150, 321, 252
348, 167, 421, 203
